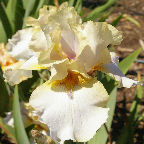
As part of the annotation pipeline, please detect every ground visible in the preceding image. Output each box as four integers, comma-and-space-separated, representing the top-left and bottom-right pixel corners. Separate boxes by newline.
106, 0, 144, 143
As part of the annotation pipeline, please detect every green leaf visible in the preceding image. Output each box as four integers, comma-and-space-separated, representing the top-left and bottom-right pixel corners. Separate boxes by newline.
0, 2, 13, 39
0, 20, 7, 43
22, 0, 37, 28
34, 0, 48, 18
6, 0, 17, 32
20, 71, 40, 101
99, 7, 115, 22
15, 0, 25, 31
123, 14, 141, 27
88, 87, 117, 144
13, 85, 30, 144
119, 48, 142, 74
75, 0, 82, 15
130, 77, 143, 120
68, 0, 75, 6
84, 0, 117, 21
0, 68, 9, 116
22, 0, 29, 9
111, 14, 123, 26
0, 117, 16, 143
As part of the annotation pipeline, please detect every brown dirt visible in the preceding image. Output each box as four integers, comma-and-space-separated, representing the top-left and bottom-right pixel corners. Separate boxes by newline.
106, 0, 144, 143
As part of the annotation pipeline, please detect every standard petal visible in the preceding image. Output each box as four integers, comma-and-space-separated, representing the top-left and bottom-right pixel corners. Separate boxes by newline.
102, 62, 141, 88
29, 80, 109, 143
49, 59, 69, 81
61, 28, 79, 59
77, 22, 113, 71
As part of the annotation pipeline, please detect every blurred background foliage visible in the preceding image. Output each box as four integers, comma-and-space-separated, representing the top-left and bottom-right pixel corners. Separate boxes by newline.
0, 0, 143, 144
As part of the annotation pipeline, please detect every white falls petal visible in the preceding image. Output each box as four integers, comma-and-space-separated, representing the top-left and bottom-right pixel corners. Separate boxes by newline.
29, 80, 109, 143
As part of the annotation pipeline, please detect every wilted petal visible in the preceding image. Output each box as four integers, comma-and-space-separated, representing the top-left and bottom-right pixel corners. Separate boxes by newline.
102, 62, 141, 88
29, 79, 109, 143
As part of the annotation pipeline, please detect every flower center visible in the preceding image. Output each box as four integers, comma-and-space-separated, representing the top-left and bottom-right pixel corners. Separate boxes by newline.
52, 71, 86, 91
87, 63, 103, 77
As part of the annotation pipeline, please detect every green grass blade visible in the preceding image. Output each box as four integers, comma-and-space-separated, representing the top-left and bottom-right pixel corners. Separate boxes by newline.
15, 0, 25, 31
123, 14, 141, 27
0, 20, 7, 43
130, 74, 143, 120
0, 2, 13, 39
68, 0, 75, 6
34, 0, 46, 17
0, 68, 9, 116
6, 0, 17, 32
119, 48, 142, 74
13, 85, 30, 144
75, 0, 82, 15
99, 7, 115, 22
111, 14, 123, 26
22, 0, 29, 9
84, 0, 117, 21
22, 0, 37, 28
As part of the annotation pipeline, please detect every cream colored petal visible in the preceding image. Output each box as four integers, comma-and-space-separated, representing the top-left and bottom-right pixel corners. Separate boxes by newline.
61, 28, 79, 59
20, 55, 47, 70
68, 60, 90, 78
77, 21, 122, 71
39, 2, 81, 30
29, 28, 48, 52
3, 61, 33, 85
29, 80, 109, 143
4, 69, 32, 86
107, 24, 123, 45
102, 62, 141, 88
50, 59, 69, 81
26, 17, 40, 27
8, 28, 35, 61
36, 2, 82, 61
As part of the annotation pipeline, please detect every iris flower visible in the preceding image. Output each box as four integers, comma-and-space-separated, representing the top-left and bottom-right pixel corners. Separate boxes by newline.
3, 2, 141, 143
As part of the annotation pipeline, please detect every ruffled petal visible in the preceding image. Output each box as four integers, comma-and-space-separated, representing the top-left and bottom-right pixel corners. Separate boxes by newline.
107, 24, 122, 45
49, 59, 69, 81
29, 79, 109, 143
3, 65, 32, 86
77, 21, 122, 71
8, 28, 35, 61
